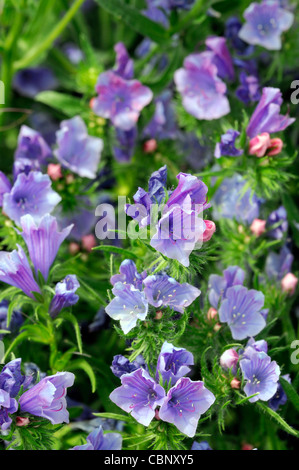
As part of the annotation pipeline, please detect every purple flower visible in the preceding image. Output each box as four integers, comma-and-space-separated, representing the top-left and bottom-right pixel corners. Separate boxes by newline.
236, 72, 261, 105
238, 1, 294, 51
113, 126, 137, 163
267, 206, 288, 239
62, 43, 84, 65
14, 125, 52, 167
205, 36, 235, 81
72, 426, 122, 450
92, 71, 153, 131
0, 301, 23, 340
111, 355, 147, 379
240, 351, 280, 402
19, 371, 75, 424
244, 337, 268, 357
218, 285, 266, 340
268, 374, 291, 411
156, 341, 194, 385
0, 171, 11, 206
0, 245, 41, 299
166, 172, 209, 210
214, 129, 244, 158
143, 275, 201, 313
19, 214, 73, 281
105, 282, 149, 334
49, 275, 80, 318
208, 266, 245, 309
265, 245, 293, 281
55, 116, 103, 179
247, 87, 295, 138
159, 377, 215, 437
109, 368, 166, 426
110, 259, 147, 291
225, 16, 254, 55
3, 171, 61, 226
13, 67, 57, 98
191, 441, 212, 450
143, 90, 177, 141
0, 358, 32, 398
174, 52, 230, 121
168, 0, 194, 9
0, 389, 18, 430
114, 42, 134, 80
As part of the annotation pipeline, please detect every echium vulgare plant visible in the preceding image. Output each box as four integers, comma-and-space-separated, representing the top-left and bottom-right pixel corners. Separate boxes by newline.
0, 0, 299, 452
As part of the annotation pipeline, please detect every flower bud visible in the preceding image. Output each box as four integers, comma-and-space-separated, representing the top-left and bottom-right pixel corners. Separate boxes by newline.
220, 348, 239, 374
202, 220, 216, 242
47, 164, 62, 181
267, 138, 283, 156
69, 242, 80, 255
143, 139, 157, 153
82, 234, 97, 252
281, 273, 298, 296
16, 416, 30, 427
207, 307, 218, 321
155, 310, 163, 320
230, 378, 241, 389
249, 132, 271, 157
250, 218, 266, 237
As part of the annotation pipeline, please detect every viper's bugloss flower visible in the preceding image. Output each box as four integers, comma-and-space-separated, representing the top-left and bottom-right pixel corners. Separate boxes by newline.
110, 259, 147, 291
218, 285, 266, 340
236, 72, 261, 105
166, 173, 210, 211
214, 129, 243, 158
49, 275, 80, 318
143, 90, 177, 141
0, 358, 32, 398
250, 218, 267, 237
113, 126, 137, 163
208, 265, 245, 309
240, 351, 280, 403
14, 125, 52, 167
174, 52, 230, 121
19, 371, 75, 424
225, 17, 254, 55
3, 171, 61, 226
243, 337, 269, 357
191, 441, 212, 450
0, 389, 18, 430
267, 206, 288, 239
19, 214, 73, 281
159, 377, 215, 437
105, 282, 148, 334
114, 42, 134, 80
0, 245, 41, 299
238, 1, 294, 51
109, 368, 166, 427
0, 300, 23, 340
268, 374, 291, 411
143, 275, 201, 313
0, 171, 12, 207
249, 132, 271, 157
72, 425, 122, 450
156, 341, 194, 386
281, 272, 298, 295
13, 67, 57, 98
220, 348, 240, 374
92, 71, 153, 131
55, 116, 103, 179
265, 245, 293, 280
246, 87, 295, 138
205, 36, 235, 81
111, 354, 147, 378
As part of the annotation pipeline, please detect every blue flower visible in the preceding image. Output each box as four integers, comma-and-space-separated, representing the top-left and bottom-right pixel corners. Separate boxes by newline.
156, 341, 194, 386
0, 172, 12, 207
267, 206, 288, 240
191, 441, 212, 450
13, 67, 57, 98
0, 301, 23, 340
265, 245, 293, 281
208, 266, 245, 309
72, 426, 122, 450
110, 259, 147, 291
214, 129, 244, 159
111, 354, 147, 378
0, 389, 18, 430
49, 275, 80, 318
112, 126, 137, 163
0, 358, 33, 398
268, 374, 291, 411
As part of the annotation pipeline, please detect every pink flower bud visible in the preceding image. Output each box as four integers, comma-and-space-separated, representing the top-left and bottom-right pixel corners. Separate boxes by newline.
250, 218, 266, 237
249, 132, 271, 157
90, 97, 95, 109
155, 310, 163, 320
281, 273, 298, 296
16, 416, 30, 427
220, 349, 239, 373
213, 323, 222, 332
69, 242, 80, 255
143, 139, 157, 153
230, 378, 241, 389
66, 174, 75, 185
267, 138, 283, 156
81, 234, 97, 252
207, 307, 218, 321
47, 164, 62, 181
202, 220, 216, 242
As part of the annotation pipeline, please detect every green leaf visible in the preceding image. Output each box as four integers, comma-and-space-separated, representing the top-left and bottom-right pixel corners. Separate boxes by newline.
94, 0, 169, 44
68, 358, 97, 393
256, 401, 299, 438
280, 377, 299, 413
93, 412, 131, 423
35, 91, 87, 117
92, 245, 139, 259
60, 311, 83, 354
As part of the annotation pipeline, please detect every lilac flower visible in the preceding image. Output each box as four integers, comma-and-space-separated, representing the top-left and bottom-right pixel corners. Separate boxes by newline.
0, 358, 33, 398
111, 355, 147, 379
214, 129, 243, 159
236, 72, 261, 105
0, 245, 41, 299
246, 87, 295, 138
3, 171, 61, 226
55, 116, 103, 179
13, 67, 57, 98
105, 282, 149, 334
49, 275, 80, 318
166, 172, 209, 210
159, 377, 215, 437
72, 426, 122, 450
0, 171, 11, 206
205, 36, 235, 81
0, 390, 18, 430
143, 275, 201, 313
156, 342, 194, 385
114, 42, 134, 80
243, 337, 268, 357
212, 174, 261, 224
92, 71, 153, 131
112, 126, 137, 163
267, 206, 288, 239
218, 285, 266, 340
225, 17, 254, 55
268, 374, 291, 411
0, 301, 23, 340
240, 351, 280, 402
14, 125, 52, 167
143, 90, 177, 141
208, 265, 245, 309
174, 52, 230, 121
220, 348, 240, 374
19, 214, 73, 281
109, 368, 166, 426
110, 259, 147, 291
191, 441, 212, 450
238, 1, 294, 51
265, 245, 293, 280
19, 371, 75, 424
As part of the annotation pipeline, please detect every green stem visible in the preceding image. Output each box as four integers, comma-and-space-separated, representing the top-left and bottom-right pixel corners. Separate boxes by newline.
169, 0, 203, 35
14, 0, 86, 71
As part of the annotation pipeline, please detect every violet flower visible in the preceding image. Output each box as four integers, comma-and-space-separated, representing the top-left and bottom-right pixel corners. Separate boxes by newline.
205, 36, 235, 81
0, 390, 18, 430
268, 374, 291, 411
191, 441, 212, 450
156, 341, 194, 385
214, 129, 244, 158
0, 300, 23, 340
114, 42, 134, 80
13, 67, 57, 98
111, 354, 147, 379
208, 265, 245, 309
112, 126, 137, 163
267, 206, 288, 239
265, 245, 293, 281
49, 275, 80, 318
159, 377, 215, 437
72, 425, 122, 450
0, 171, 11, 207
0, 358, 32, 398
143, 90, 177, 141
110, 259, 147, 291
236, 72, 261, 105
14, 125, 52, 167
